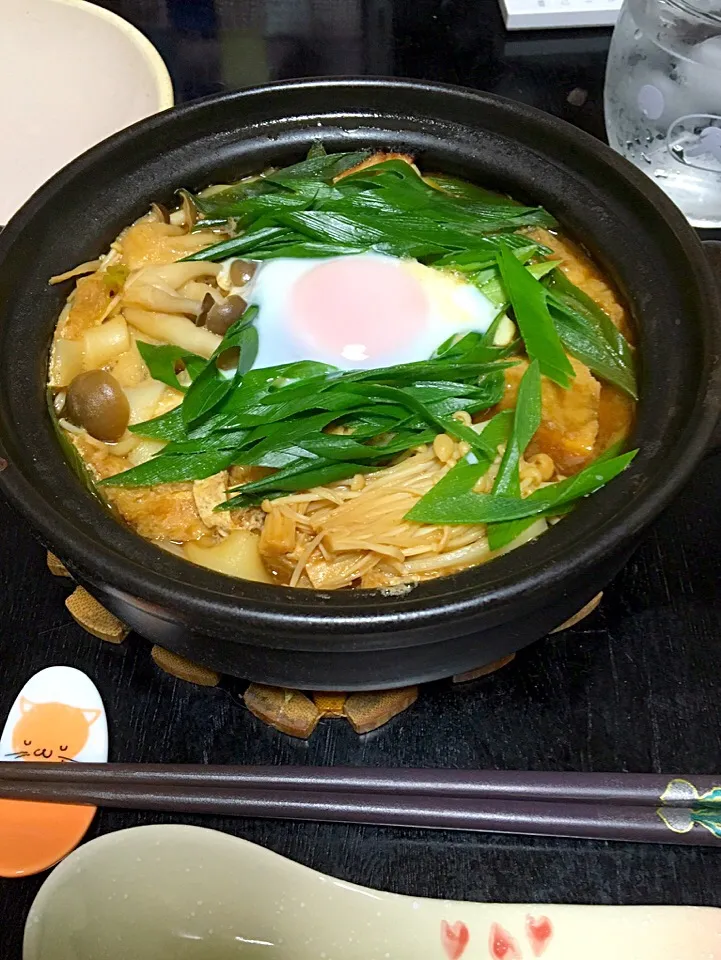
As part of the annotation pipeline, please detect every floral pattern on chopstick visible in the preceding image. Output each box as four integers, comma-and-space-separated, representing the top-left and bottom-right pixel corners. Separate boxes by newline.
657, 778, 721, 838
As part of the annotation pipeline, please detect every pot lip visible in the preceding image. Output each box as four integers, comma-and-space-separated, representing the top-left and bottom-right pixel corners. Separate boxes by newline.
1, 76, 720, 643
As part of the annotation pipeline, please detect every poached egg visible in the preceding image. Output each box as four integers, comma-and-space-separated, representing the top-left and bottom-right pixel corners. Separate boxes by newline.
218, 252, 500, 371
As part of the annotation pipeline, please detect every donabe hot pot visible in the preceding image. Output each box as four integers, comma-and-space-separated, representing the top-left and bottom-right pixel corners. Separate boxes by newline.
0, 79, 718, 690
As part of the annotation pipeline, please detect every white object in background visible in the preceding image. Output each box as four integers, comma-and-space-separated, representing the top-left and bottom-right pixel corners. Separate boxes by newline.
605, 0, 721, 228
24, 825, 721, 960
499, 0, 623, 30
0, 0, 173, 225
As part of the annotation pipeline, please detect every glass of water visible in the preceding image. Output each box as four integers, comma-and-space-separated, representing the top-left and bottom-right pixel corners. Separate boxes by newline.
605, 0, 721, 228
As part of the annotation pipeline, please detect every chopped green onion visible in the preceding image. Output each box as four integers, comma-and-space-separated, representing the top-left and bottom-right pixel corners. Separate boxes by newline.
406, 450, 637, 524
545, 270, 637, 399
497, 245, 575, 389
135, 343, 205, 393
486, 360, 542, 551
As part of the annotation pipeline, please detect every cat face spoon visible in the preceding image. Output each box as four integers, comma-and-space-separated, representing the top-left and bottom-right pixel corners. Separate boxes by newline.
0, 665, 107, 877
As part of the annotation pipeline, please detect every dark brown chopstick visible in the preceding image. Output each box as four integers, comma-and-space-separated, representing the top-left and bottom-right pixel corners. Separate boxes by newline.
1, 763, 720, 846
1, 763, 717, 808
0, 777, 717, 846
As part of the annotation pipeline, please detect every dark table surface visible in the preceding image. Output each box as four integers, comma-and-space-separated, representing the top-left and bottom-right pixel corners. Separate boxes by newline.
3, 1, 721, 956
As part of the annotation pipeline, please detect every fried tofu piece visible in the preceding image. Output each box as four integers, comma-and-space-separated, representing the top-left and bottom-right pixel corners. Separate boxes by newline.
69, 434, 132, 481
109, 340, 151, 388
530, 228, 631, 339
333, 151, 417, 181
104, 483, 209, 542
192, 472, 268, 536
58, 273, 113, 339
226, 467, 273, 533
497, 360, 527, 415
69, 434, 209, 541
500, 357, 601, 474
260, 548, 299, 585
258, 507, 297, 557
228, 465, 272, 486
595, 385, 635, 456
121, 221, 222, 270
534, 358, 601, 473
192, 472, 234, 532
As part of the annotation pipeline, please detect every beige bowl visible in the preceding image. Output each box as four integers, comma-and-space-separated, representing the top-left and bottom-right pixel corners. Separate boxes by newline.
0, 0, 173, 225
23, 824, 721, 959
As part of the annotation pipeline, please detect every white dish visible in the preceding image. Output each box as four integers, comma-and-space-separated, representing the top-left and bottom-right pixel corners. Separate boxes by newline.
0, 0, 173, 225
23, 824, 721, 959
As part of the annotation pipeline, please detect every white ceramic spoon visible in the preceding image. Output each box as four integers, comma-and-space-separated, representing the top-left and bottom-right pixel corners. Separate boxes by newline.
0, 666, 108, 878
23, 823, 721, 960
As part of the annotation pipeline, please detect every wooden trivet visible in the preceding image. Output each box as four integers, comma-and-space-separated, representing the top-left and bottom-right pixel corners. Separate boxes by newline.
242, 684, 420, 738
65, 586, 129, 645
47, 551, 601, 738
151, 646, 220, 687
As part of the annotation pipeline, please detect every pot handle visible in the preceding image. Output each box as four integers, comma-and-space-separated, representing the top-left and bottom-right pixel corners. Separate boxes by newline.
702, 240, 721, 457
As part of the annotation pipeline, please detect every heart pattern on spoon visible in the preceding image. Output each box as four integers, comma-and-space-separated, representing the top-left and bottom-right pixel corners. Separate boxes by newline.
441, 919, 470, 959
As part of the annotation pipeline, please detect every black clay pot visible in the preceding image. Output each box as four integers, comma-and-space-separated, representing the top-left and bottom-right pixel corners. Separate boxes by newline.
0, 79, 719, 690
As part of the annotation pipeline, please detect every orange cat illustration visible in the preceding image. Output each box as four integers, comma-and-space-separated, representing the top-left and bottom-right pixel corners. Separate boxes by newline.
6, 696, 100, 763
0, 667, 107, 877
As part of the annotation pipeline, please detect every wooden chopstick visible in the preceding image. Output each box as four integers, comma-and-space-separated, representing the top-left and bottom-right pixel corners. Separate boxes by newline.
0, 763, 717, 808
0, 777, 717, 846
0, 764, 719, 846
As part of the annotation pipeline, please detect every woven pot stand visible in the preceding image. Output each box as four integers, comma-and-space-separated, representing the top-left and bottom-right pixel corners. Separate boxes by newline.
49, 552, 601, 739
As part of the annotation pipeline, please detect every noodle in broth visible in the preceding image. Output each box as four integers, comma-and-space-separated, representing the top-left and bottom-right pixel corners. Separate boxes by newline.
47, 150, 637, 590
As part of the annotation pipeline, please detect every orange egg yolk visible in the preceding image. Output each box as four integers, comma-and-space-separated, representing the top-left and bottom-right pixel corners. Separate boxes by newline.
289, 257, 429, 365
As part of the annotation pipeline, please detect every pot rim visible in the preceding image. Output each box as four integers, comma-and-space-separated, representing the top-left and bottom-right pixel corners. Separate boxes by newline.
1, 76, 719, 646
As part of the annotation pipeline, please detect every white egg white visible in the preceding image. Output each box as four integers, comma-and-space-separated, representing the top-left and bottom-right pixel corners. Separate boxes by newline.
218, 253, 499, 371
